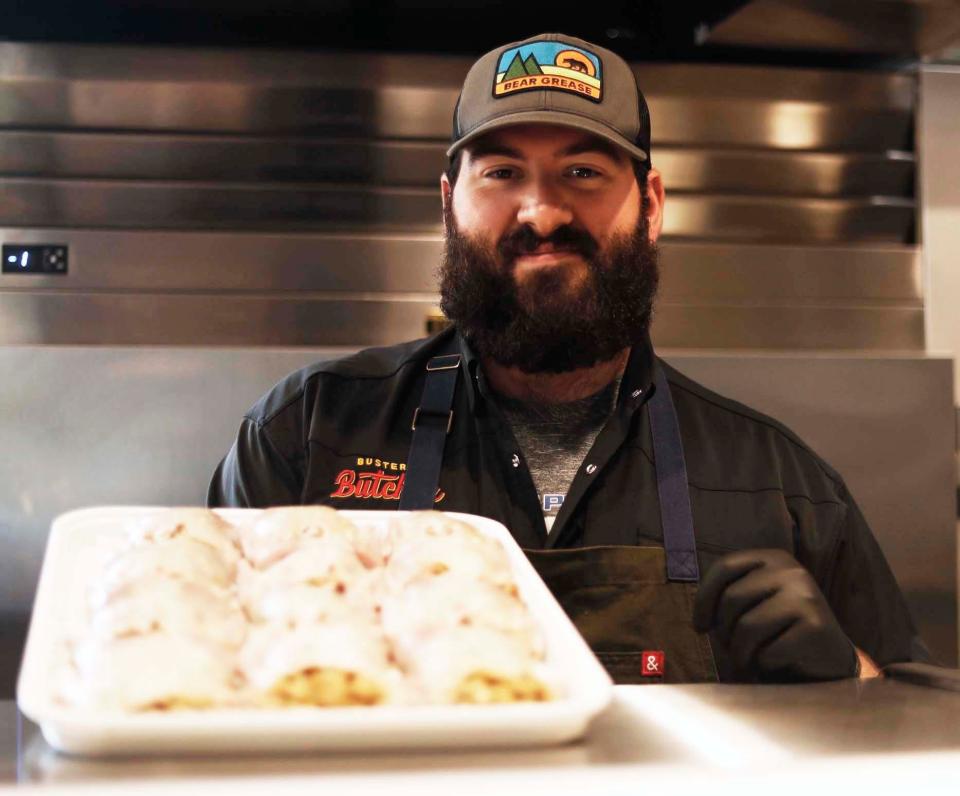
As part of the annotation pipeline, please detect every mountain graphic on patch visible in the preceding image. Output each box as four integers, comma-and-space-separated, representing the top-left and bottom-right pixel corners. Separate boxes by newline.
494, 40, 602, 102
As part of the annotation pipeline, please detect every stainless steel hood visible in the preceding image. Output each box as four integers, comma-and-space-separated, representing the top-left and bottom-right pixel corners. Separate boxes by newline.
705, 0, 960, 59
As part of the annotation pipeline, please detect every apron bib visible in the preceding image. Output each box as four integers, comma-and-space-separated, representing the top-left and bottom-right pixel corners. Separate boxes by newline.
401, 353, 717, 684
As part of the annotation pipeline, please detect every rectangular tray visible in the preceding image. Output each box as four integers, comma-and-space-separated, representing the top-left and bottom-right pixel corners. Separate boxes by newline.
17, 506, 613, 756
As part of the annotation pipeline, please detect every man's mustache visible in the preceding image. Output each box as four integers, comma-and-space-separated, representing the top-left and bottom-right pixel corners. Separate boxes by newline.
497, 224, 599, 264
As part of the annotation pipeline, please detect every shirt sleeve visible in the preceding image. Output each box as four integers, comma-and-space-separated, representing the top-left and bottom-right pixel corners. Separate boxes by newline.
821, 482, 933, 667
207, 417, 303, 508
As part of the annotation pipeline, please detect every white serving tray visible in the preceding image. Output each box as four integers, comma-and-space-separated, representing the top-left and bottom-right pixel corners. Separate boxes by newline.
17, 507, 613, 756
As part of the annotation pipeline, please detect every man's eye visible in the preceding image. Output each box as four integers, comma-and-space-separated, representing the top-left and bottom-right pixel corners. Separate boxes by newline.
484, 168, 516, 179
569, 166, 601, 179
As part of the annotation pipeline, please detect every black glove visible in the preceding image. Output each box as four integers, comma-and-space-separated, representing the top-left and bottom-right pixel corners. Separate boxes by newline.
692, 549, 859, 683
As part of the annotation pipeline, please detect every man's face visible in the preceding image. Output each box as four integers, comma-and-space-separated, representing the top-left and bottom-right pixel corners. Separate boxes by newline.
438, 123, 665, 374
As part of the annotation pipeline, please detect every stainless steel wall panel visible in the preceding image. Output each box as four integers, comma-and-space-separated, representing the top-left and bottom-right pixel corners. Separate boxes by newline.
662, 194, 914, 244
0, 179, 442, 231
0, 132, 914, 198
634, 63, 914, 110
919, 67, 960, 399
659, 242, 921, 302
0, 35, 923, 348
0, 229, 920, 300
637, 63, 914, 151
0, 181, 914, 241
0, 232, 921, 365
0, 44, 913, 151
0, 85, 899, 150
0, 45, 466, 135
655, 149, 914, 198
0, 44, 461, 84
0, 44, 911, 106
0, 42, 919, 252
0, 80, 386, 136
0, 293, 439, 346
649, 99, 912, 152
0, 229, 441, 292
0, 293, 924, 349
0, 133, 449, 186
0, 227, 923, 349
654, 304, 924, 350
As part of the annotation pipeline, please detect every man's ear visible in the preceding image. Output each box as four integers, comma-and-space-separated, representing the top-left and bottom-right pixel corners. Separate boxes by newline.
440, 173, 453, 225
644, 167, 665, 243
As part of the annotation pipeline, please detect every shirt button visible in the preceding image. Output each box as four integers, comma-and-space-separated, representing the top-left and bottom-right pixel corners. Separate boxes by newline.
631, 389, 642, 398
585, 464, 597, 474
511, 454, 520, 468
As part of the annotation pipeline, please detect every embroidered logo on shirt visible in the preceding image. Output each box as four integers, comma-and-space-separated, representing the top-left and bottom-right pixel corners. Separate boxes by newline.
329, 456, 445, 503
353, 456, 406, 472
494, 40, 602, 102
542, 493, 565, 512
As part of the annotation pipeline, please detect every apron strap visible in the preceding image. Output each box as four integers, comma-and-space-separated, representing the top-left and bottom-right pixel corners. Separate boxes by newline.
648, 365, 700, 583
398, 354, 461, 510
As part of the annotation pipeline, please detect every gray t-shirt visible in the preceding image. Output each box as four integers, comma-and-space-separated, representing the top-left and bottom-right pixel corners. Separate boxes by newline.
495, 378, 620, 533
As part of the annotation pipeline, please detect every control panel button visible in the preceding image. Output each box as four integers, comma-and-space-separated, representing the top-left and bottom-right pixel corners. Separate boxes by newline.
2, 244, 69, 275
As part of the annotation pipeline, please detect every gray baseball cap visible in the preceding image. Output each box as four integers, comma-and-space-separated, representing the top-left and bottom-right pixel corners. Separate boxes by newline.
448, 32, 651, 164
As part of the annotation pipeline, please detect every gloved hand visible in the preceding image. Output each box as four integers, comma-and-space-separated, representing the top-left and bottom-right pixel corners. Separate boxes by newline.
692, 549, 859, 683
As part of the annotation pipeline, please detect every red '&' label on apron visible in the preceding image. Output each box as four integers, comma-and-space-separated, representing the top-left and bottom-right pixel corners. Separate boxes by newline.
641, 650, 665, 677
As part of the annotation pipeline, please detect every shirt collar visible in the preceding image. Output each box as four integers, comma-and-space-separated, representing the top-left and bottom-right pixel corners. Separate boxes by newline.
454, 327, 655, 414
455, 330, 486, 412
617, 329, 656, 414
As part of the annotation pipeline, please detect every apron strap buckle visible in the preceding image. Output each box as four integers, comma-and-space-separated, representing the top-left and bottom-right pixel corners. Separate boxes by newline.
426, 354, 461, 372
411, 407, 454, 433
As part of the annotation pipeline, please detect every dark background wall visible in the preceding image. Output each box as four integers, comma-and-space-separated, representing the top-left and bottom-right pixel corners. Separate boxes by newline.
0, 0, 901, 67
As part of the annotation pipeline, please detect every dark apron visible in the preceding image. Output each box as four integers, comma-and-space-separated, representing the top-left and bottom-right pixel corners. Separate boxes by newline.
400, 353, 717, 684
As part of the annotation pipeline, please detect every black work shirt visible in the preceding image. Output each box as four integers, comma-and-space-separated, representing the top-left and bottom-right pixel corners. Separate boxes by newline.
208, 326, 929, 672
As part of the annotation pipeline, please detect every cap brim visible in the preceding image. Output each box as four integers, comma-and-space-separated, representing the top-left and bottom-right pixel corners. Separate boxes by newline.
446, 110, 648, 163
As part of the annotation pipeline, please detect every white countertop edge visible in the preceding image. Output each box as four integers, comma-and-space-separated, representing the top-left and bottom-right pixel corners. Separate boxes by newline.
5, 749, 960, 796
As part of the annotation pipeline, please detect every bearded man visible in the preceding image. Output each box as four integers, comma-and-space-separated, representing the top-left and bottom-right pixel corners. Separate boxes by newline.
209, 33, 929, 684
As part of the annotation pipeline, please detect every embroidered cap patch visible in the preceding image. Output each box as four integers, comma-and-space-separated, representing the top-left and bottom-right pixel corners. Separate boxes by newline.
494, 40, 602, 102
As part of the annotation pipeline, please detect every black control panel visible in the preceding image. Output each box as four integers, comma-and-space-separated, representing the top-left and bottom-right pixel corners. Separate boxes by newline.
2, 244, 68, 275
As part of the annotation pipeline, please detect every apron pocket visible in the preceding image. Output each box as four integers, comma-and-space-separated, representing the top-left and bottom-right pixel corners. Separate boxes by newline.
527, 546, 718, 684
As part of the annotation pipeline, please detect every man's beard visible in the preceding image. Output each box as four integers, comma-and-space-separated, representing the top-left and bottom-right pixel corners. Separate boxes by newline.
438, 207, 660, 374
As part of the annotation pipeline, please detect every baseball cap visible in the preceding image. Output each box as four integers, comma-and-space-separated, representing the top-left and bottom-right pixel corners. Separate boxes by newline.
448, 32, 651, 164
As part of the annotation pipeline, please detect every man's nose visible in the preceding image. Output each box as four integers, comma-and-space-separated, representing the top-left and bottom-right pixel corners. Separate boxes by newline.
515, 180, 574, 238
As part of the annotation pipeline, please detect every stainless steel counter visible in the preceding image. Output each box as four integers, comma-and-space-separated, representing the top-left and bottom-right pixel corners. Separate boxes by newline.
4, 681, 960, 791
